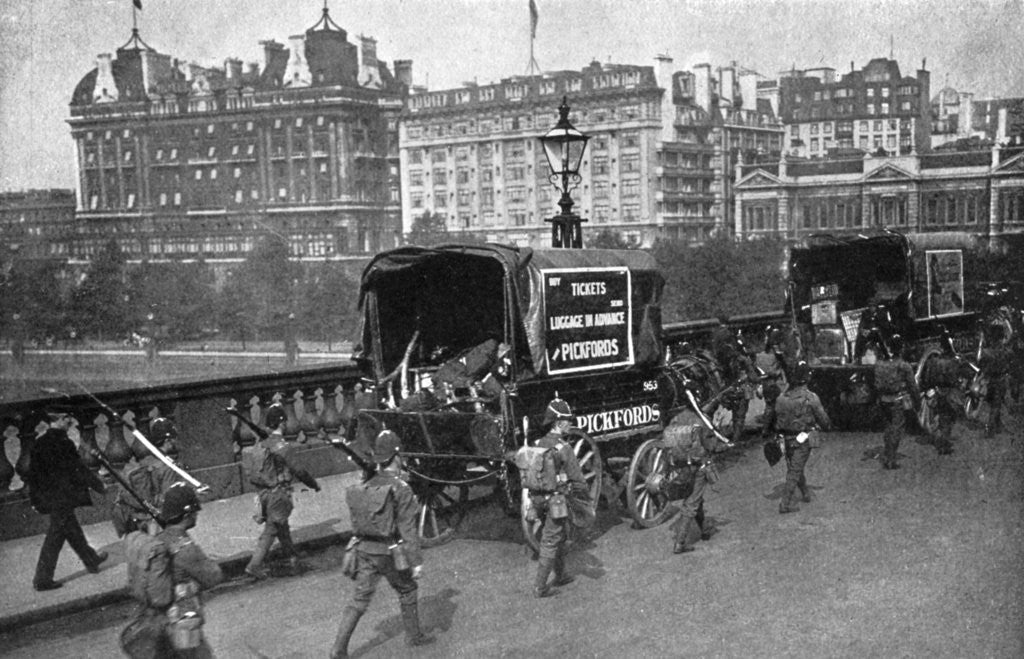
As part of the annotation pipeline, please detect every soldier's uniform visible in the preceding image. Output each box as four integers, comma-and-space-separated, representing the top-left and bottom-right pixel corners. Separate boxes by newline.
922, 354, 963, 455
244, 405, 320, 579
766, 363, 830, 513
331, 431, 430, 658
979, 326, 1012, 437
874, 337, 920, 469
665, 421, 721, 554
112, 418, 180, 537
122, 483, 223, 659
526, 398, 588, 598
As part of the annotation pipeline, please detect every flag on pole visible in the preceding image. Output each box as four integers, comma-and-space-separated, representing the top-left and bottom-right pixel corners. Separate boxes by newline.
529, 0, 539, 38
133, 0, 142, 8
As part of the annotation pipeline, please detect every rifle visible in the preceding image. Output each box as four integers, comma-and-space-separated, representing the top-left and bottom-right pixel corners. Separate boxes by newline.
67, 383, 209, 493
224, 406, 376, 478
87, 445, 160, 519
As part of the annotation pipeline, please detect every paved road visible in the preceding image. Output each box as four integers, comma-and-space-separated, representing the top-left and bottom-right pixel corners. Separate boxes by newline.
3, 417, 1022, 658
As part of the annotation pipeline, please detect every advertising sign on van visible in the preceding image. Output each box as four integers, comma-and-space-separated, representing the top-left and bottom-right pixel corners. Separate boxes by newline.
542, 267, 634, 374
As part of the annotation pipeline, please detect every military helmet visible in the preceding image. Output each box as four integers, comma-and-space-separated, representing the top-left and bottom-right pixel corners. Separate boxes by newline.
160, 482, 201, 523
265, 403, 287, 430
150, 417, 177, 442
542, 396, 574, 426
791, 361, 812, 384
372, 429, 401, 464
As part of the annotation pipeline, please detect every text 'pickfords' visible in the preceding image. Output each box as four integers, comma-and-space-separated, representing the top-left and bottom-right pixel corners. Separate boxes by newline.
543, 267, 634, 375
576, 404, 660, 434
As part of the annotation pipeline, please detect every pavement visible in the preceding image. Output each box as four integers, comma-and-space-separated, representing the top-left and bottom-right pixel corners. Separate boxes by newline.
0, 470, 363, 634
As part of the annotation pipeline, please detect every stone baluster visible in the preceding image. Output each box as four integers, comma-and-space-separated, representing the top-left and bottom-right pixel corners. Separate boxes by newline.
0, 422, 17, 491
300, 388, 324, 442
105, 412, 133, 471
283, 391, 302, 442
322, 385, 342, 436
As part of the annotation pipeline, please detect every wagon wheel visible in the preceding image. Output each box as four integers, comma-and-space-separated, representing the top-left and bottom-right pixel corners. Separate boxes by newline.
414, 481, 469, 548
520, 428, 603, 555
625, 438, 678, 529
963, 373, 986, 421
915, 349, 942, 434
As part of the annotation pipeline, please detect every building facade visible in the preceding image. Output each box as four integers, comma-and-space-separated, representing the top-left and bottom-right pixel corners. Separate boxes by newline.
66, 7, 407, 262
776, 58, 932, 159
399, 58, 783, 247
733, 145, 1024, 247
0, 189, 76, 260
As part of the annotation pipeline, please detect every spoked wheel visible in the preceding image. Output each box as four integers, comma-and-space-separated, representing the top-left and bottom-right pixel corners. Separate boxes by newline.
414, 482, 469, 548
625, 438, 678, 528
964, 373, 987, 421
520, 429, 603, 554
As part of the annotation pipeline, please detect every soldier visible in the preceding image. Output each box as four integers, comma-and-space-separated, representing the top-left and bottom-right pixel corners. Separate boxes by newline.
667, 420, 726, 554
979, 323, 1012, 437
112, 417, 180, 537
711, 320, 759, 443
524, 397, 588, 598
765, 362, 830, 514
330, 430, 432, 658
122, 482, 224, 658
24, 409, 109, 591
921, 340, 963, 456
244, 403, 321, 579
873, 335, 920, 469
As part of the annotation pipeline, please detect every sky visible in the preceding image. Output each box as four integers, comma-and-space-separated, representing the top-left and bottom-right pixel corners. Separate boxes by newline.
1, 0, 1022, 192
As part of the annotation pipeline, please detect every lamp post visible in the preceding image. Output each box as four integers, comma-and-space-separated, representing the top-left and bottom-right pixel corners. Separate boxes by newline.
540, 96, 590, 248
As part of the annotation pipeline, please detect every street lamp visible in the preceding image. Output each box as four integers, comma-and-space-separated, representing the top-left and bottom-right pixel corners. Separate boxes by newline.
540, 96, 590, 248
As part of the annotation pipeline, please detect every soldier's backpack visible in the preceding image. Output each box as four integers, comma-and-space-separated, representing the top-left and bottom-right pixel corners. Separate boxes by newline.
346, 483, 396, 538
874, 360, 904, 395
126, 463, 161, 511
515, 445, 560, 493
242, 442, 290, 489
124, 531, 175, 609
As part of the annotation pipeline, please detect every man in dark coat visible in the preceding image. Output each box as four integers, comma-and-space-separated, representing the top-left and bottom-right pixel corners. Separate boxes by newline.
24, 409, 109, 591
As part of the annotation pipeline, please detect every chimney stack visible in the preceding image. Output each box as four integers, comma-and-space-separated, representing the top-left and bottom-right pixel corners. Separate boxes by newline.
394, 59, 413, 87
359, 36, 382, 88
284, 35, 311, 87
738, 70, 758, 111
693, 63, 712, 113
94, 53, 119, 102
655, 55, 674, 142
719, 66, 735, 107
260, 40, 284, 75
225, 58, 243, 82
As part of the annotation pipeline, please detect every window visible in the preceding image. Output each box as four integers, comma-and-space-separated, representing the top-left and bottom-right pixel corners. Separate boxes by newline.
790, 125, 799, 137
621, 154, 640, 172
823, 122, 833, 134
195, 170, 203, 180
174, 192, 181, 206
621, 177, 640, 197
296, 117, 303, 128
880, 103, 889, 114
859, 121, 869, 132
207, 146, 216, 158
622, 203, 641, 221
810, 124, 819, 135
210, 168, 218, 180
159, 192, 167, 206
433, 169, 447, 185
234, 167, 241, 178
431, 149, 446, 164
881, 87, 890, 98
593, 180, 609, 198
411, 192, 424, 209
810, 138, 819, 151
592, 156, 609, 175
170, 148, 178, 159
867, 88, 875, 98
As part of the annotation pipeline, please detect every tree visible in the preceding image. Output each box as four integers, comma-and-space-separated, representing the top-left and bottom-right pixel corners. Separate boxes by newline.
651, 235, 787, 323
589, 229, 638, 250
301, 261, 361, 351
70, 239, 128, 341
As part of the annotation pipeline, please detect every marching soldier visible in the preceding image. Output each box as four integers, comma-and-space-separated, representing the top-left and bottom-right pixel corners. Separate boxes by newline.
873, 335, 920, 469
522, 397, 588, 598
667, 421, 726, 554
979, 323, 1012, 437
331, 430, 432, 658
765, 362, 830, 514
122, 482, 224, 658
244, 403, 321, 579
112, 417, 180, 537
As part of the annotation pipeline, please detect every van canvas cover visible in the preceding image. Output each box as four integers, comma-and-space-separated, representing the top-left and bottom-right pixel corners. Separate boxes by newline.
356, 244, 665, 379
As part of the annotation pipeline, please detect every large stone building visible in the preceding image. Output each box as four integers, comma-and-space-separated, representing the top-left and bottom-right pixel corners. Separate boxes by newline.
66, 7, 408, 262
399, 58, 783, 247
931, 87, 1024, 149
0, 189, 76, 260
771, 58, 933, 159
733, 145, 1024, 247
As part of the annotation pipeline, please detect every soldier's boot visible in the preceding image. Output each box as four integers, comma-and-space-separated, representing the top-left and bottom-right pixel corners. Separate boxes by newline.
673, 517, 699, 553
696, 505, 712, 541
245, 535, 274, 580
798, 476, 812, 503
779, 484, 799, 514
399, 596, 434, 647
329, 606, 363, 659
552, 549, 574, 587
534, 557, 555, 597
